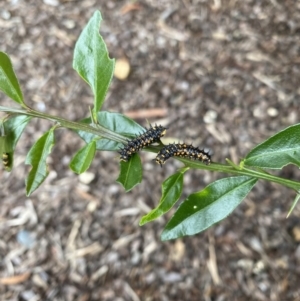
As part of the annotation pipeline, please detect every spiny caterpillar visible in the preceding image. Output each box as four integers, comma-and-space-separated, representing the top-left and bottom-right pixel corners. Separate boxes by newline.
2, 152, 9, 168
119, 124, 167, 162
156, 143, 211, 167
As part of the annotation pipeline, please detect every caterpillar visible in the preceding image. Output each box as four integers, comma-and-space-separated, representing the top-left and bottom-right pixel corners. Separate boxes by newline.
2, 152, 9, 168
156, 143, 211, 167
119, 124, 167, 162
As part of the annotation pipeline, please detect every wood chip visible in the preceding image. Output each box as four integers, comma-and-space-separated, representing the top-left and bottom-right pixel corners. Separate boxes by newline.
0, 272, 31, 285
124, 108, 168, 119
121, 3, 142, 15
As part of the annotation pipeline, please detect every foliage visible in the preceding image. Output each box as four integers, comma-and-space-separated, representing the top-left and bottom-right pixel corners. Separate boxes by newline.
1, 10, 300, 240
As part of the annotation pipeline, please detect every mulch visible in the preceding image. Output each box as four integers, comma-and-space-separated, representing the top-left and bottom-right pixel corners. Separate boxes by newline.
1, 1, 300, 300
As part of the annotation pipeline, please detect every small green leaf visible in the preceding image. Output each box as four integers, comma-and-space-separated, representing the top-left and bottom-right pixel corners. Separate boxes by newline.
1, 149, 12, 171
244, 124, 300, 169
0, 136, 12, 171
0, 135, 6, 152
0, 115, 32, 171
140, 169, 187, 225
161, 176, 257, 240
25, 127, 56, 196
69, 140, 96, 174
116, 154, 142, 192
0, 135, 13, 171
0, 52, 24, 105
4, 115, 32, 150
73, 11, 115, 115
77, 111, 145, 151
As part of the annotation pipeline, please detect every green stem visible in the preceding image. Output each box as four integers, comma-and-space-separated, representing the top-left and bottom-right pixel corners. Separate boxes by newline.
0, 106, 128, 144
2, 106, 300, 192
144, 146, 300, 191
183, 159, 300, 192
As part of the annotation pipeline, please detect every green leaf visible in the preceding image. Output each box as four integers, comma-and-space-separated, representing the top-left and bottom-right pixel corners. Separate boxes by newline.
69, 140, 96, 174
73, 11, 115, 116
161, 176, 257, 240
0, 115, 32, 171
0, 136, 12, 171
244, 124, 300, 169
0, 135, 6, 152
4, 115, 32, 150
25, 126, 56, 196
0, 52, 24, 105
77, 111, 145, 151
140, 169, 187, 225
116, 154, 142, 192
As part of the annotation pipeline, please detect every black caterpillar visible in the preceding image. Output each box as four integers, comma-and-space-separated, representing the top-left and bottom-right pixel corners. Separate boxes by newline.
2, 152, 9, 168
119, 124, 167, 162
156, 143, 211, 167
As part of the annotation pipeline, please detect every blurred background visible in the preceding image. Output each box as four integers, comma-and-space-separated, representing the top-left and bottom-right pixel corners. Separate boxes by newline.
1, 0, 300, 300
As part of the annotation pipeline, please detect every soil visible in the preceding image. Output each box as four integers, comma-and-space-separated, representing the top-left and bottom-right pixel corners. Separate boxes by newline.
1, 1, 300, 300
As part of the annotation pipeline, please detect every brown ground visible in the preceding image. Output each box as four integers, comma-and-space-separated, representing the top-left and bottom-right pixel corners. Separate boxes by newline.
1, 1, 300, 300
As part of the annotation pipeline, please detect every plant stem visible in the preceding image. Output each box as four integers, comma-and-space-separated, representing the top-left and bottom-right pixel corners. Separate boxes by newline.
0, 106, 127, 144
2, 106, 300, 192
182, 159, 300, 192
